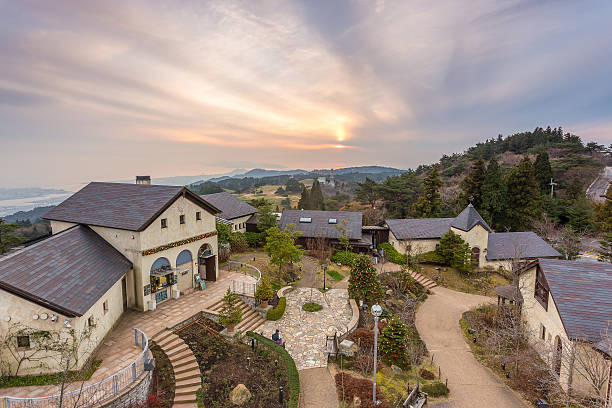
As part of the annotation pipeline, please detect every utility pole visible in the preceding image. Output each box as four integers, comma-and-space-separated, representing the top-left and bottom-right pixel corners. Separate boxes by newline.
549, 178, 557, 199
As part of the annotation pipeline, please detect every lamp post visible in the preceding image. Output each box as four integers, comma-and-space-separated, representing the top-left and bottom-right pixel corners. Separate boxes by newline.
323, 263, 327, 290
371, 304, 383, 404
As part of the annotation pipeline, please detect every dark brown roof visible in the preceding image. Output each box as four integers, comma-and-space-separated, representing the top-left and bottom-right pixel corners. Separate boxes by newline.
493, 285, 523, 302
200, 192, 257, 220
486, 232, 561, 260
279, 210, 362, 240
386, 218, 454, 240
0, 225, 132, 317
44, 182, 219, 231
537, 259, 612, 342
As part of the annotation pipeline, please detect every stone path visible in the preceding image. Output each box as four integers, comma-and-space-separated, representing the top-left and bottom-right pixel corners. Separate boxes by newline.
261, 288, 352, 370
415, 286, 527, 408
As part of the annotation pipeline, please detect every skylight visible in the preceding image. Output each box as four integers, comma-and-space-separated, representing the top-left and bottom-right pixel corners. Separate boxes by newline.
299, 217, 312, 223
328, 218, 337, 224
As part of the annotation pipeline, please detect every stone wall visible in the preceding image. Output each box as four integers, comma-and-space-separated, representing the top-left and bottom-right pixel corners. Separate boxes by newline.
100, 371, 152, 408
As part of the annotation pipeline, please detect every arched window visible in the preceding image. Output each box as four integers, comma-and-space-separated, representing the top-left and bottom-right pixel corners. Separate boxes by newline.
176, 250, 192, 266
150, 257, 170, 274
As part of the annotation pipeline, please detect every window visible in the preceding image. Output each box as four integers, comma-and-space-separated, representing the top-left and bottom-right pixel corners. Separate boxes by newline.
161, 218, 167, 229
196, 212, 201, 221
103, 300, 109, 314
179, 215, 185, 225
534, 266, 549, 311
17, 335, 30, 349
88, 316, 95, 328
540, 324, 546, 340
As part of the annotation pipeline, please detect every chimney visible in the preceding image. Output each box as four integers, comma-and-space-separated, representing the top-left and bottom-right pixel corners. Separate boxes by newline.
136, 176, 151, 185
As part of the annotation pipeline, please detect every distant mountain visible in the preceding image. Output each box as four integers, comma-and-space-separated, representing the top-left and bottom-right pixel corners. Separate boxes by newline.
116, 169, 248, 186
208, 168, 308, 182
2, 205, 55, 222
312, 166, 405, 175
0, 187, 70, 201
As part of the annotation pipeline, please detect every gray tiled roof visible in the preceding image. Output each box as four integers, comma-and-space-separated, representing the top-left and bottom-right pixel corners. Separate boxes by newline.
594, 337, 612, 358
538, 258, 612, 342
0, 225, 132, 317
44, 182, 219, 231
279, 210, 362, 240
451, 204, 492, 232
486, 232, 561, 260
386, 218, 454, 240
200, 192, 257, 220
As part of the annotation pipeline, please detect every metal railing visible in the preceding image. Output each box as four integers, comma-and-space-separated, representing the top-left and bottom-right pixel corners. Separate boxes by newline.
228, 261, 261, 296
0, 328, 152, 408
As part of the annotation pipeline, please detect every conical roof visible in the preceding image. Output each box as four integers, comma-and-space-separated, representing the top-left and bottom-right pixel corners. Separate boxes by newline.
451, 204, 492, 232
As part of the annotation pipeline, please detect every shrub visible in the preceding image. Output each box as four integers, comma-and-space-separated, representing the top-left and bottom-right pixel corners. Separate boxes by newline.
229, 233, 249, 253
377, 242, 407, 266
421, 381, 449, 397
254, 276, 273, 302
244, 231, 265, 248
218, 289, 242, 327
348, 254, 384, 305
302, 302, 323, 312
246, 331, 300, 408
330, 250, 358, 266
266, 297, 286, 320
349, 328, 375, 349
378, 318, 409, 368
326, 269, 344, 281
334, 373, 389, 408
419, 250, 445, 265
436, 231, 473, 273
419, 369, 435, 380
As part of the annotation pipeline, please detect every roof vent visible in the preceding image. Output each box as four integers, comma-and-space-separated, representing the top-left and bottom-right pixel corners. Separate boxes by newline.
328, 218, 337, 224
299, 217, 312, 223
136, 176, 151, 185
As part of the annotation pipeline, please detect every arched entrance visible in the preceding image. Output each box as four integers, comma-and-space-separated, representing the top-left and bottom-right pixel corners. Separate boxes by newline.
150, 257, 174, 304
176, 250, 194, 292
554, 336, 562, 376
198, 244, 216, 281
472, 247, 480, 267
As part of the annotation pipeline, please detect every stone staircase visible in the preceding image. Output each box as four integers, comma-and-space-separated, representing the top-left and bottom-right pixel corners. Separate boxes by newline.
207, 298, 265, 333
408, 270, 438, 290
151, 329, 201, 408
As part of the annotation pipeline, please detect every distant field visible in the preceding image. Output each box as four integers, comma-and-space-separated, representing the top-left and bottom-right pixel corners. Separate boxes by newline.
235, 179, 314, 209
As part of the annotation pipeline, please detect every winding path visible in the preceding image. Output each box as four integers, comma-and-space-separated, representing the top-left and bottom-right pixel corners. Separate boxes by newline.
415, 286, 528, 408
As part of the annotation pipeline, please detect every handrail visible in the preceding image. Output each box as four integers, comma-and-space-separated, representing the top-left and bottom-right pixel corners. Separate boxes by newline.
227, 260, 262, 283
0, 328, 151, 408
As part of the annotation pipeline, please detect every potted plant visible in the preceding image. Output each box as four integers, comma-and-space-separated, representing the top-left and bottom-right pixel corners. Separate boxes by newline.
218, 289, 242, 332
254, 276, 274, 308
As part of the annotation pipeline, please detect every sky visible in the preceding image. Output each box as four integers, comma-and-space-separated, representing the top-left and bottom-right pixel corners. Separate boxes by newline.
1, 0, 612, 188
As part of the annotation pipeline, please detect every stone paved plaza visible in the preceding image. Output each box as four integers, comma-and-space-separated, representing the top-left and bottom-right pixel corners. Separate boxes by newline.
261, 287, 353, 370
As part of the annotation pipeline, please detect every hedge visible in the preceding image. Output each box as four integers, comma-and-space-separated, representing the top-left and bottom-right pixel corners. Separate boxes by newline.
331, 250, 358, 266
377, 242, 407, 266
246, 331, 300, 408
421, 381, 449, 397
419, 250, 445, 265
266, 296, 286, 320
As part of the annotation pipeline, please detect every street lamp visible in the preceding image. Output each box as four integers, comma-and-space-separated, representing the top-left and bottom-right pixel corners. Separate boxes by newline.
323, 263, 328, 290
371, 304, 383, 404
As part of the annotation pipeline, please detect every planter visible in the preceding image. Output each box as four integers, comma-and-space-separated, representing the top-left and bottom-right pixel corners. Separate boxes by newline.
227, 324, 236, 333
260, 300, 269, 308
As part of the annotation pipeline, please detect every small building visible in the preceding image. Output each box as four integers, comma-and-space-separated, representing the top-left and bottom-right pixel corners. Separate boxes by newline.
200, 191, 257, 233
386, 204, 560, 270
278, 210, 371, 251
518, 259, 612, 403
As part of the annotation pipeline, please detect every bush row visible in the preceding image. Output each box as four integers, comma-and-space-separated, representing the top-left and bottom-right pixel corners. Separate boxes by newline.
266, 297, 286, 320
377, 243, 407, 266
246, 331, 300, 408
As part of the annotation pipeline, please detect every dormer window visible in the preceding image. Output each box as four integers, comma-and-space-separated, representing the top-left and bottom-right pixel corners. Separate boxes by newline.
328, 218, 337, 224
179, 215, 185, 225
161, 218, 167, 229
299, 217, 312, 223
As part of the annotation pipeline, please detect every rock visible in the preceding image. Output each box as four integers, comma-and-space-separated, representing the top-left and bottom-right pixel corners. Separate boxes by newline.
230, 384, 251, 405
353, 395, 361, 407
391, 364, 403, 374
385, 289, 393, 296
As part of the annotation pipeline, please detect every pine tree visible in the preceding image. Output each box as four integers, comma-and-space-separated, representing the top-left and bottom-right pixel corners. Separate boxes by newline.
598, 233, 612, 263
533, 152, 553, 193
298, 186, 311, 210
596, 188, 612, 233
309, 179, 325, 210
413, 165, 442, 217
355, 177, 379, 208
568, 197, 594, 232
378, 317, 409, 368
348, 254, 383, 305
480, 158, 506, 229
505, 156, 541, 231
0, 219, 24, 254
218, 289, 242, 328
460, 158, 486, 209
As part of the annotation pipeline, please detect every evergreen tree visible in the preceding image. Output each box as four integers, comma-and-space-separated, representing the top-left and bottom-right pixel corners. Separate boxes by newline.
285, 178, 303, 193
505, 157, 541, 231
257, 201, 278, 233
218, 289, 243, 328
435, 231, 473, 273
459, 158, 486, 209
378, 171, 421, 218
0, 219, 24, 254
596, 188, 612, 233
533, 152, 553, 193
297, 186, 311, 210
355, 177, 379, 208
348, 254, 383, 305
413, 165, 442, 217
378, 317, 409, 368
480, 158, 506, 229
567, 197, 594, 232
309, 179, 325, 210
598, 233, 612, 263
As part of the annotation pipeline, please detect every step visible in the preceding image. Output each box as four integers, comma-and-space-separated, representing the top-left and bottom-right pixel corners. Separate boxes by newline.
166, 343, 190, 358
173, 394, 197, 404
158, 335, 182, 349
174, 361, 200, 375
236, 314, 263, 330
175, 385, 201, 397
171, 353, 197, 367
176, 377, 201, 388
172, 402, 198, 408
175, 369, 201, 382
169, 348, 195, 363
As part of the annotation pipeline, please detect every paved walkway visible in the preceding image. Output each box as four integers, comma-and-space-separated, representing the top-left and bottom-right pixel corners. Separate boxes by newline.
415, 286, 527, 408
261, 288, 352, 370
299, 367, 339, 408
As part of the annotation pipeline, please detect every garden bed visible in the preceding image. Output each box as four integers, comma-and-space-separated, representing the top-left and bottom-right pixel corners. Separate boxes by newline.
176, 317, 288, 408
149, 342, 175, 408
417, 263, 509, 296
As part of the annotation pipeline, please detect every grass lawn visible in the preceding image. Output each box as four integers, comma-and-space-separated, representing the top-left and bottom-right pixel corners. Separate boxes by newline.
417, 263, 510, 296
326, 269, 344, 281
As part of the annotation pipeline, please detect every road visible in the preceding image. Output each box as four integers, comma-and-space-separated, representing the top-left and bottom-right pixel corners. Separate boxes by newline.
586, 166, 612, 202
415, 286, 528, 408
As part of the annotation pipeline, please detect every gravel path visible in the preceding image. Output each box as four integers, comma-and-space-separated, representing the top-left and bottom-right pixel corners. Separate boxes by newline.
415, 286, 528, 408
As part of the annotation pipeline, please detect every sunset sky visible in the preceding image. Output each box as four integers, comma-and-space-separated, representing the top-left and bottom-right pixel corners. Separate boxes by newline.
1, 0, 612, 188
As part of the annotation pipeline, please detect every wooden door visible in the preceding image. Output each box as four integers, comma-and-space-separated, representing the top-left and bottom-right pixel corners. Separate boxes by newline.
205, 256, 216, 281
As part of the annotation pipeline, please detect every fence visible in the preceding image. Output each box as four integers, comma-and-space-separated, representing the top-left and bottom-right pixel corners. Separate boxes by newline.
0, 328, 151, 408
228, 261, 261, 296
